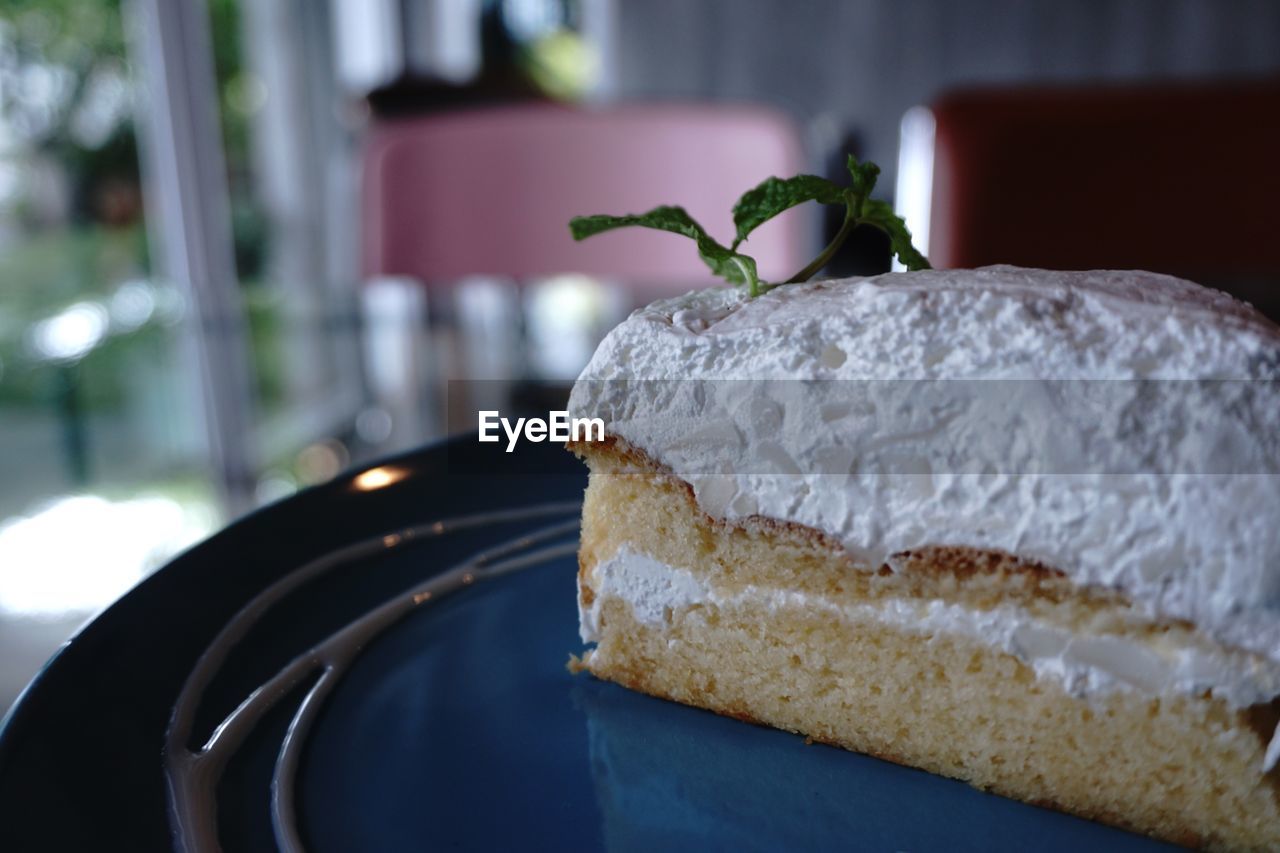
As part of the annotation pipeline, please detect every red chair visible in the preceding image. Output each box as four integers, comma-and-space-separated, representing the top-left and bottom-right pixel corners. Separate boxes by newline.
919, 80, 1280, 318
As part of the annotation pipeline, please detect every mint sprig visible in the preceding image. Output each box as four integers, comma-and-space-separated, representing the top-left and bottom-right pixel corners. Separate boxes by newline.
568, 153, 929, 297
569, 205, 760, 293
730, 174, 845, 248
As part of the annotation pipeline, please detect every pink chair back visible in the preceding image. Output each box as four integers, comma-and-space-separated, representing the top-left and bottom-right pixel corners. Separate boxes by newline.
361, 104, 807, 286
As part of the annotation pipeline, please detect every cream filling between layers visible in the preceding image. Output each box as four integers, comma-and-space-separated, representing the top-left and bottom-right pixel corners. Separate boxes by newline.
581, 545, 1280, 770
567, 269, 1280, 671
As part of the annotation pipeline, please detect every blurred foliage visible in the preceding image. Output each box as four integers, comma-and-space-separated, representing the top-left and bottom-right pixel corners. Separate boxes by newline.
491, 0, 596, 102
0, 0, 265, 274
0, 0, 283, 436
520, 29, 597, 102
0, 0, 136, 225
0, 0, 128, 135
0, 223, 143, 314
0, 221, 282, 411
207, 0, 270, 279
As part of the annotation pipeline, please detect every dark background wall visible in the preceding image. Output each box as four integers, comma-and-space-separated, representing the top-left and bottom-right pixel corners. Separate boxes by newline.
610, 0, 1280, 189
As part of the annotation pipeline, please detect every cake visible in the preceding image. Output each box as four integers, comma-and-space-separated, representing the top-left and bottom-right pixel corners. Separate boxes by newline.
566, 265, 1280, 849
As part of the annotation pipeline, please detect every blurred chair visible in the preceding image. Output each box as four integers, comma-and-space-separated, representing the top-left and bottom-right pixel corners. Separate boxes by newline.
362, 102, 805, 284
359, 103, 806, 441
902, 80, 1280, 319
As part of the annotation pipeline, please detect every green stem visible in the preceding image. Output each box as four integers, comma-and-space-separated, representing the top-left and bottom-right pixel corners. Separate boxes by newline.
732, 255, 760, 297
786, 204, 858, 284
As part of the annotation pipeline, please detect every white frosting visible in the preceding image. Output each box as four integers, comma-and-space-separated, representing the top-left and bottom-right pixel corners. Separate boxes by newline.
582, 545, 1280, 714
569, 267, 1280, 674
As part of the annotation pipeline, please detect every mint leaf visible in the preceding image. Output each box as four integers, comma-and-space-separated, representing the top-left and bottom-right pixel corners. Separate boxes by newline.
845, 154, 880, 203
570, 205, 704, 243
731, 175, 845, 248
568, 152, 930, 297
700, 241, 757, 286
569, 206, 761, 291
861, 199, 931, 271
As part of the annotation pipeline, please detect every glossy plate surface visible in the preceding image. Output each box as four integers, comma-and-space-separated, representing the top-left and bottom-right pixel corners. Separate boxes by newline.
0, 439, 1173, 851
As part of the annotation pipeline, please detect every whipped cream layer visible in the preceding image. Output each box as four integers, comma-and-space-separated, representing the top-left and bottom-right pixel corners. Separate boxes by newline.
581, 546, 1280, 712
568, 266, 1280, 668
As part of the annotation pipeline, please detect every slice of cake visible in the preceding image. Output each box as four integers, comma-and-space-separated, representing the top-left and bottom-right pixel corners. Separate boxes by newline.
566, 265, 1280, 850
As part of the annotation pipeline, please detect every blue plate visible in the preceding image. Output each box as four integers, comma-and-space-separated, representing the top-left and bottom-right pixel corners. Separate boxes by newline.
0, 438, 1174, 851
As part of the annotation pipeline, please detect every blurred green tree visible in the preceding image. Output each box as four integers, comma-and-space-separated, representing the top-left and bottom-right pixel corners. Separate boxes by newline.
0, 0, 261, 273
